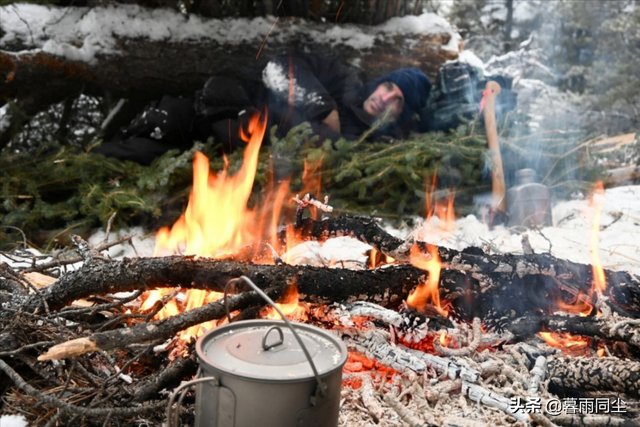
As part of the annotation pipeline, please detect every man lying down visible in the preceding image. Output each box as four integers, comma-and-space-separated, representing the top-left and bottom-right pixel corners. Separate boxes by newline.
93, 50, 432, 165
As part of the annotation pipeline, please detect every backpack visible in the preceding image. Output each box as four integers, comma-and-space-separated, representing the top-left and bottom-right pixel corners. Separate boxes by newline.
418, 61, 517, 132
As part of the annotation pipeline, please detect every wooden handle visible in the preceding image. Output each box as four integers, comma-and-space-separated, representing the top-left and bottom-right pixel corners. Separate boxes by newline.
482, 81, 506, 213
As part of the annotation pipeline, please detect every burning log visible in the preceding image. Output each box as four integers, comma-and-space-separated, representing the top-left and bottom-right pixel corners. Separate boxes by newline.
506, 314, 640, 351
245, 216, 640, 316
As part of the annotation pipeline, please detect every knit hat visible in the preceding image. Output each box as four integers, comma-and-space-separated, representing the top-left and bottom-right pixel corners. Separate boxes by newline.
372, 68, 431, 124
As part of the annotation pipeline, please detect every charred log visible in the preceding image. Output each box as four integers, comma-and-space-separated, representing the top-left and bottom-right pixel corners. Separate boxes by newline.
548, 356, 640, 398
20, 256, 453, 313
244, 216, 640, 316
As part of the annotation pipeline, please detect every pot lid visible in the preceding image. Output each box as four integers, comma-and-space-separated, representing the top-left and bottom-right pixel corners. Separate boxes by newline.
196, 320, 347, 381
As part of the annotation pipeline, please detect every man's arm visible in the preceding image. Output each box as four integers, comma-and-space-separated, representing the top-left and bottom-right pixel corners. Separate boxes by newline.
263, 52, 341, 124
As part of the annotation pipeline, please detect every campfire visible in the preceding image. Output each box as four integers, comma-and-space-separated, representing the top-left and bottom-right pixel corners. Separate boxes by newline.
1, 111, 639, 427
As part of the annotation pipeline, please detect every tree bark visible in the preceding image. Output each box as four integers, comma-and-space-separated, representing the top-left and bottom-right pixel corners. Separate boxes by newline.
549, 356, 640, 398
22, 256, 437, 313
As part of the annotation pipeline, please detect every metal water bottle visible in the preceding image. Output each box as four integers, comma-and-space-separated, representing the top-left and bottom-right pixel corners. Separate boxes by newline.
507, 169, 552, 228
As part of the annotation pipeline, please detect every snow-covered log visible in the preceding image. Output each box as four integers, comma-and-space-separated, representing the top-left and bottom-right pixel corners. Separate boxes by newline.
0, 4, 461, 118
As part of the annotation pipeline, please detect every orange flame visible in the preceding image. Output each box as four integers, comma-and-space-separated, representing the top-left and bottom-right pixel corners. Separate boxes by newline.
539, 332, 589, 356
147, 110, 285, 341
540, 183, 608, 355
369, 249, 379, 269
407, 245, 448, 316
423, 173, 456, 234
264, 279, 308, 321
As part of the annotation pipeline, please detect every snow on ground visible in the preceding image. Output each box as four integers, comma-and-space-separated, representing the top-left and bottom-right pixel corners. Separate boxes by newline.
2, 188, 637, 277
417, 185, 640, 275
0, 3, 460, 64
289, 185, 640, 276
0, 414, 28, 427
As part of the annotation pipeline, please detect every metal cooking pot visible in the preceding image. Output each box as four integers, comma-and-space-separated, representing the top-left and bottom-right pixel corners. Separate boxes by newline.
167, 276, 347, 427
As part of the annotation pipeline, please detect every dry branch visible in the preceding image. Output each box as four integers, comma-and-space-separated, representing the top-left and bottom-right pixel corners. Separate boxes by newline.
38, 290, 274, 360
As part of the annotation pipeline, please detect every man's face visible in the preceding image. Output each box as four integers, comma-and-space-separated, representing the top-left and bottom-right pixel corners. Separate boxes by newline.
363, 81, 405, 120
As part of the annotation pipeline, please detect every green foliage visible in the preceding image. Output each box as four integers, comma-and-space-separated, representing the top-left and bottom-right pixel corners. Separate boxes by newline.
0, 142, 210, 250
0, 115, 601, 249
270, 117, 600, 219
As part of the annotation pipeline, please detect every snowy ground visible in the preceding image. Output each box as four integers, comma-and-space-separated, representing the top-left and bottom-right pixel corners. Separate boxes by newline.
421, 185, 640, 275
287, 185, 640, 276
4, 184, 633, 277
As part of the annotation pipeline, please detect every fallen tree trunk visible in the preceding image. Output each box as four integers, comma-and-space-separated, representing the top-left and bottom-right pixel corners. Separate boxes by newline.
0, 3, 458, 136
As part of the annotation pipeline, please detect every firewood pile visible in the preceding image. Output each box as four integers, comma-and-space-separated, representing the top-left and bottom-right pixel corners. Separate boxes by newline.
1, 209, 640, 427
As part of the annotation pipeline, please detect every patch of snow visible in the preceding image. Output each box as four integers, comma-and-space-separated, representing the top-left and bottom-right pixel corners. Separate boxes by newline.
378, 13, 461, 53
262, 61, 307, 103
0, 4, 461, 64
0, 414, 29, 427
456, 50, 486, 71
87, 226, 156, 259
283, 236, 370, 269
0, 105, 10, 133
322, 26, 375, 50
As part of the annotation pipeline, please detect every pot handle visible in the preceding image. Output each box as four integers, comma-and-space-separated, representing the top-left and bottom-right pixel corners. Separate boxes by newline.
166, 374, 219, 427
262, 325, 285, 350
224, 276, 328, 403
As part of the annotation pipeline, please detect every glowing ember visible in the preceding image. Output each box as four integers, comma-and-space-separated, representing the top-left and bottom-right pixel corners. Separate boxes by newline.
539, 332, 590, 356
439, 332, 447, 346
407, 244, 448, 317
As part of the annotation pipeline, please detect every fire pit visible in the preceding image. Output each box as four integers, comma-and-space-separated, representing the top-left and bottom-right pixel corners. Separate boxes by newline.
1, 111, 639, 427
